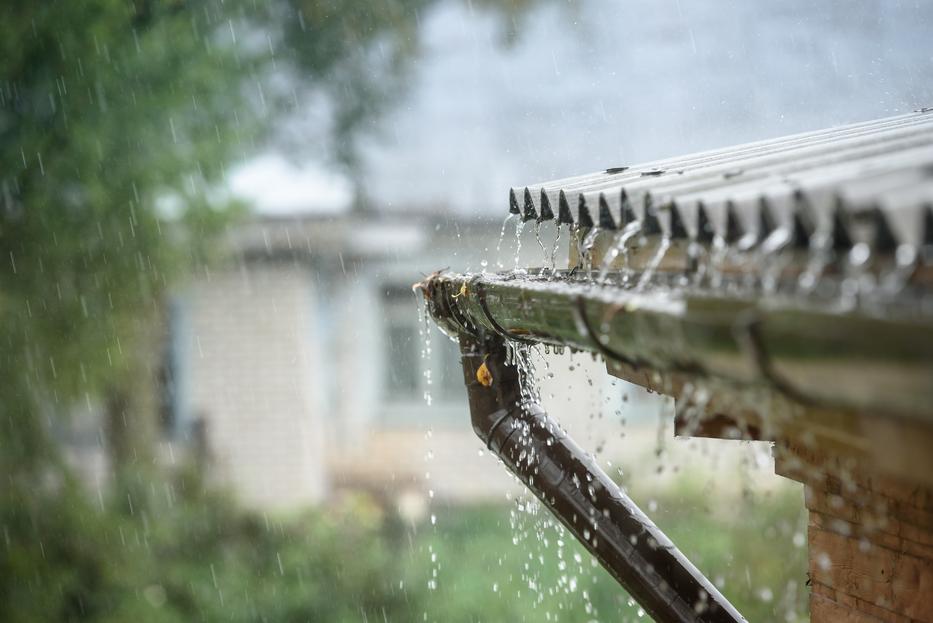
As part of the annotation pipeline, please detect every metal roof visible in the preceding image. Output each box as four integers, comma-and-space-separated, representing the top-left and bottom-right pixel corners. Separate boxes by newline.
511, 110, 933, 258
417, 111, 933, 424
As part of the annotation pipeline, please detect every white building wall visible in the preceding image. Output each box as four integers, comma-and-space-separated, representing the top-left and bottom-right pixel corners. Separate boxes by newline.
331, 264, 383, 452
182, 263, 328, 510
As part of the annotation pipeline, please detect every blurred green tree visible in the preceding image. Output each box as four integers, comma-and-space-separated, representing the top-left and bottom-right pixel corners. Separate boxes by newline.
0, 0, 547, 483
0, 1, 549, 621
0, 0, 271, 485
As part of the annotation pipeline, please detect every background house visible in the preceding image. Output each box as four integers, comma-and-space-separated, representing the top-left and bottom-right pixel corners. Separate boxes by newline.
159, 212, 662, 512
57, 207, 796, 515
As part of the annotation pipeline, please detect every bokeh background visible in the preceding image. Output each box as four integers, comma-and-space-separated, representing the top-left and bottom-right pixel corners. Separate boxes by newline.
3, 1, 932, 621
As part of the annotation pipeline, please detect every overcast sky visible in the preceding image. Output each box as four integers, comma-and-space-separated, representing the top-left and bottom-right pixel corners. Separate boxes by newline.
231, 0, 933, 216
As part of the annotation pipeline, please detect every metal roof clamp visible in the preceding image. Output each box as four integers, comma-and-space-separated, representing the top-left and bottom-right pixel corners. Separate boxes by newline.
573, 296, 642, 369
733, 309, 814, 408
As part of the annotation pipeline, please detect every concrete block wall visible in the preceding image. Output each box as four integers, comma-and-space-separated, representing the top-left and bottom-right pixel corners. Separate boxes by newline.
182, 262, 328, 510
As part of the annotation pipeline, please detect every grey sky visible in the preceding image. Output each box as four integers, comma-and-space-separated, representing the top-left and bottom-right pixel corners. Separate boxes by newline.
233, 0, 933, 216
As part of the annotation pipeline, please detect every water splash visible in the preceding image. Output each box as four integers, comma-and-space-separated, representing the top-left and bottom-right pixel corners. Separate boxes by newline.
549, 223, 563, 275
796, 240, 831, 296
597, 221, 642, 283
634, 238, 671, 292
417, 296, 434, 406
760, 249, 792, 296
425, 426, 439, 592
705, 238, 729, 291
514, 219, 526, 269
533, 221, 550, 272
495, 213, 518, 270
578, 227, 602, 279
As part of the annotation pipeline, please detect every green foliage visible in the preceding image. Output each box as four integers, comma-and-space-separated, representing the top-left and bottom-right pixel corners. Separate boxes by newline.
0, 0, 269, 472
1, 474, 405, 623
276, 0, 559, 168
280, 0, 432, 168
409, 484, 809, 622
1, 471, 807, 623
403, 488, 808, 623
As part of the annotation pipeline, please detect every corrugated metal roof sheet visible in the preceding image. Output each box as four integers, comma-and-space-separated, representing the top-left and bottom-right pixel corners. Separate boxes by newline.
419, 112, 933, 428
511, 110, 933, 255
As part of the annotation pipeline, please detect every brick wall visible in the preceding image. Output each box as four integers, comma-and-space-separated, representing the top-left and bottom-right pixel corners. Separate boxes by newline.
777, 442, 933, 622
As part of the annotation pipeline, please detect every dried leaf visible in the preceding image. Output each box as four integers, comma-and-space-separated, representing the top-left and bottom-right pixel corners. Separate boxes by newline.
476, 361, 493, 387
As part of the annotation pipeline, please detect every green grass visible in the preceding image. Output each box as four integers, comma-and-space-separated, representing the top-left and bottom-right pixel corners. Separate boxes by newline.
2, 474, 808, 622
401, 483, 809, 622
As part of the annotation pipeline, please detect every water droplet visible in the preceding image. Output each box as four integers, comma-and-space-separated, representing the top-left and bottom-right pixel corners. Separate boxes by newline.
817, 552, 832, 570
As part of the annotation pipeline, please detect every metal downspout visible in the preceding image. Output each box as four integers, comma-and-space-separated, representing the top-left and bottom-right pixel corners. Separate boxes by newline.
459, 331, 746, 623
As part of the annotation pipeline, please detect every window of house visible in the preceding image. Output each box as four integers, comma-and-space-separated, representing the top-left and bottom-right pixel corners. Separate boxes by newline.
159, 298, 188, 439
385, 322, 419, 399
382, 286, 465, 419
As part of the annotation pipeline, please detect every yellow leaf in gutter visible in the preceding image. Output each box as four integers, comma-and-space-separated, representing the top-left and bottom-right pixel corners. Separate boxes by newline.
476, 361, 493, 387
